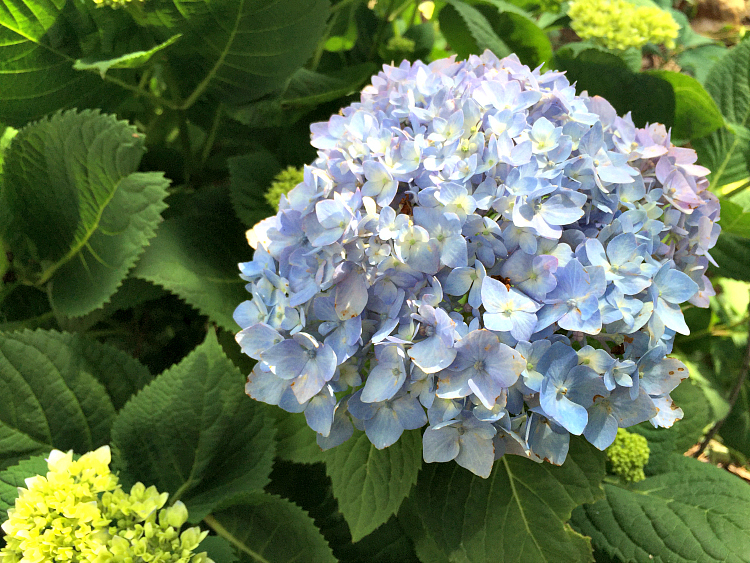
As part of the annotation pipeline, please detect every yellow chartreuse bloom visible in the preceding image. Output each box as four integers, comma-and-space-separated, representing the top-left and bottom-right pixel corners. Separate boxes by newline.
92, 0, 144, 7
606, 428, 650, 483
0, 446, 212, 563
568, 0, 679, 51
265, 166, 305, 211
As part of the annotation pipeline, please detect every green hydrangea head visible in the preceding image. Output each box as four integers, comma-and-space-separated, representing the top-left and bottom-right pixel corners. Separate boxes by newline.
92, 0, 144, 8
0, 446, 213, 563
266, 166, 305, 211
606, 428, 650, 483
568, 0, 679, 50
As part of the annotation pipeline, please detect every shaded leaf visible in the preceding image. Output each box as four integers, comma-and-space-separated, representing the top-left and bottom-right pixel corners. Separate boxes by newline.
199, 536, 238, 563
74, 34, 182, 78
142, 0, 330, 105
111, 331, 275, 521
1, 110, 169, 317
694, 39, 750, 189
131, 189, 252, 332
571, 455, 750, 563
402, 438, 605, 563
553, 46, 675, 129
646, 70, 724, 140
228, 151, 281, 227
438, 1, 511, 60
271, 408, 326, 465
208, 492, 335, 563
324, 429, 421, 542
0, 454, 49, 521
0, 329, 116, 466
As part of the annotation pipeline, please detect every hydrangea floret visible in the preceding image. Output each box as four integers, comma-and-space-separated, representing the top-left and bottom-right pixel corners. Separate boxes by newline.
568, 0, 679, 51
0, 446, 212, 563
606, 428, 650, 482
234, 51, 719, 478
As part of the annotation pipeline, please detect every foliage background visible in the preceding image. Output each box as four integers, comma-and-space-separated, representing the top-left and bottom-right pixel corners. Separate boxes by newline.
1, 0, 750, 561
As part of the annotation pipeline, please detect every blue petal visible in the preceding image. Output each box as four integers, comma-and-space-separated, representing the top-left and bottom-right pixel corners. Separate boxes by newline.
422, 425, 460, 463
365, 405, 404, 449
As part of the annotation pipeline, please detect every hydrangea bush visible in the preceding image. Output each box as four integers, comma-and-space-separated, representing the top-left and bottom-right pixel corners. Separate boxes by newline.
234, 51, 719, 477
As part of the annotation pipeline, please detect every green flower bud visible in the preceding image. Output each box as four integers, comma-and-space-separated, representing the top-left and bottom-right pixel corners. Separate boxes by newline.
606, 428, 650, 483
265, 166, 305, 211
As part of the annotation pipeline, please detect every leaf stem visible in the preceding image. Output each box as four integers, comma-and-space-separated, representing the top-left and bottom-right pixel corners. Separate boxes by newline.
203, 514, 272, 563
693, 304, 750, 458
200, 103, 224, 168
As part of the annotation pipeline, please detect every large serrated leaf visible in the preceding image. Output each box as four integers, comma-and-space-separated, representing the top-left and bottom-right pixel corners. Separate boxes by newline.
402, 438, 605, 563
0, 454, 49, 521
0, 0, 127, 125
0, 330, 116, 467
140, 0, 329, 106
0, 110, 169, 317
74, 34, 182, 78
209, 493, 335, 563
324, 429, 422, 542
571, 455, 750, 563
694, 39, 750, 189
111, 331, 275, 521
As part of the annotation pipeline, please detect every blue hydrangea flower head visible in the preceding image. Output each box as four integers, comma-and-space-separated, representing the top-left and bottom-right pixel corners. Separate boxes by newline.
236, 51, 720, 477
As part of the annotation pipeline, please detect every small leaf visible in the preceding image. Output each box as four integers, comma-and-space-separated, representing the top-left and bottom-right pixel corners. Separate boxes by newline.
208, 492, 335, 563
131, 189, 252, 332
571, 455, 750, 563
323, 429, 422, 542
74, 34, 182, 78
0, 330, 117, 466
0, 455, 49, 521
438, 0, 511, 60
403, 438, 605, 563
646, 70, 724, 140
1, 110, 169, 317
111, 331, 275, 521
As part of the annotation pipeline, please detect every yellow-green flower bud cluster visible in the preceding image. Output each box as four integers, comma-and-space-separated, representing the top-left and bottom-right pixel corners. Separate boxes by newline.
0, 446, 212, 563
606, 428, 650, 483
568, 0, 679, 50
265, 166, 305, 211
92, 0, 144, 8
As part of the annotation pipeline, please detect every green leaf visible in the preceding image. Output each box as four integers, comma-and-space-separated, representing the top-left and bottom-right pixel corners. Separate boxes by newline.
111, 331, 275, 521
228, 151, 281, 226
143, 0, 330, 107
271, 408, 326, 465
677, 44, 727, 85
630, 371, 715, 475
73, 34, 182, 78
710, 232, 750, 281
324, 429, 421, 542
0, 0, 128, 125
646, 70, 724, 140
207, 492, 335, 563
553, 47, 676, 129
438, 0, 511, 60
282, 64, 377, 109
0, 454, 49, 521
693, 39, 750, 189
403, 438, 605, 563
131, 188, 252, 332
0, 329, 116, 466
199, 535, 239, 563
0, 110, 169, 317
473, 0, 552, 67
571, 455, 750, 563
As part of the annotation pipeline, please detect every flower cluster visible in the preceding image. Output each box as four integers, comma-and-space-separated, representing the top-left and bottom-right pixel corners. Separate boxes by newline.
606, 428, 650, 482
234, 51, 719, 478
0, 446, 212, 563
568, 0, 679, 51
